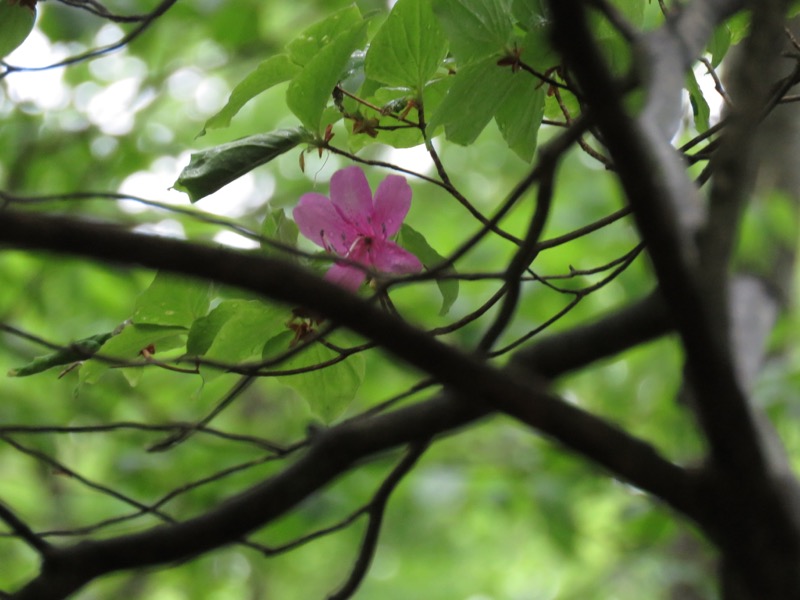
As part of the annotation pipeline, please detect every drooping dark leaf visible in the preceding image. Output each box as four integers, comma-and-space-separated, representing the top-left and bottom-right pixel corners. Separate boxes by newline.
174, 128, 311, 202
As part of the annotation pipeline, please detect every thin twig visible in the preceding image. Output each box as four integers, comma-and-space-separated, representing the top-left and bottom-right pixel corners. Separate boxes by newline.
0, 501, 52, 556
1, 0, 178, 78
327, 442, 428, 600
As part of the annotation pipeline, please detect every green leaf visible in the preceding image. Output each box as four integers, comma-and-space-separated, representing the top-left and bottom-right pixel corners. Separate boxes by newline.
708, 24, 731, 68
512, 0, 548, 30
544, 86, 579, 121
8, 331, 113, 377
132, 271, 210, 329
727, 11, 750, 45
397, 224, 458, 316
365, 0, 449, 90
199, 55, 301, 136
286, 23, 368, 132
273, 338, 365, 423
286, 5, 363, 67
80, 324, 186, 384
174, 128, 311, 202
432, 0, 514, 66
685, 70, 710, 133
261, 209, 299, 257
189, 300, 288, 372
520, 21, 557, 71
427, 57, 520, 145
495, 75, 545, 162
0, 1, 35, 58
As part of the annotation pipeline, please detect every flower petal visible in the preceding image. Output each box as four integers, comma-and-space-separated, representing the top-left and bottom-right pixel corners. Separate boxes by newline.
324, 263, 366, 291
372, 175, 411, 238
345, 236, 373, 265
329, 166, 373, 233
293, 193, 358, 254
370, 240, 423, 274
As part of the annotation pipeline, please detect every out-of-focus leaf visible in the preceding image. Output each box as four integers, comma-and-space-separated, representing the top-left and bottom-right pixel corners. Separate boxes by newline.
132, 272, 210, 329
592, 0, 644, 39
432, 0, 514, 66
708, 24, 731, 68
736, 190, 799, 276
727, 10, 750, 45
261, 209, 299, 257
532, 478, 578, 555
8, 331, 113, 377
0, 1, 35, 58
286, 23, 368, 131
589, 0, 642, 75
398, 224, 458, 316
545, 86, 580, 120
685, 70, 710, 133
365, 0, 448, 90
272, 338, 365, 423
200, 55, 301, 135
175, 128, 311, 202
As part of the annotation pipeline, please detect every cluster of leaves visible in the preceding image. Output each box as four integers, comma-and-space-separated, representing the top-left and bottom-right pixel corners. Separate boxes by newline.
175, 0, 751, 200
176, 0, 562, 201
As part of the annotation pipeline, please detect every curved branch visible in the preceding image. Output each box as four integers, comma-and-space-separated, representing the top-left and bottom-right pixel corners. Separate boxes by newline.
548, 0, 768, 476
0, 0, 178, 79
328, 442, 428, 600
0, 501, 52, 557
0, 209, 695, 599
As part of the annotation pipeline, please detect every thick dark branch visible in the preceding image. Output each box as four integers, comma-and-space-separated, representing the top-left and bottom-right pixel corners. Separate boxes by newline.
548, 0, 768, 479
14, 383, 693, 600
642, 0, 746, 139
0, 209, 694, 598
0, 502, 52, 557
511, 292, 670, 377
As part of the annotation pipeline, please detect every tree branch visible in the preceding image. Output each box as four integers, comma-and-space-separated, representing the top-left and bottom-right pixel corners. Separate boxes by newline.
0, 208, 697, 598
548, 0, 768, 478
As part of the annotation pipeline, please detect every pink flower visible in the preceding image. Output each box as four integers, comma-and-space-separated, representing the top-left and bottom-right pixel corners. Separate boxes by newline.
293, 166, 423, 291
